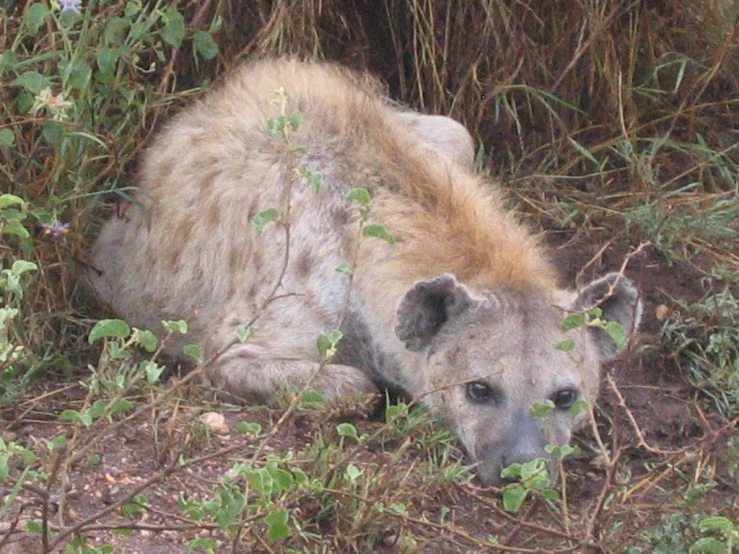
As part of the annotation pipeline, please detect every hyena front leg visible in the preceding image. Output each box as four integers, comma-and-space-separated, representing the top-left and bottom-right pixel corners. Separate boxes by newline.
204, 355, 379, 404
201, 306, 378, 403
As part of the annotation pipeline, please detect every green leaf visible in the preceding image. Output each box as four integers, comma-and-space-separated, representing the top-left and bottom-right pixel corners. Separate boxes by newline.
183, 344, 201, 361
252, 208, 279, 232
530, 400, 554, 419
689, 538, 727, 554
347, 188, 372, 206
554, 338, 575, 352
0, 453, 9, 481
317, 329, 343, 359
0, 129, 15, 147
336, 422, 358, 439
236, 325, 254, 342
265, 510, 291, 541
385, 402, 408, 422
18, 448, 37, 467
140, 360, 165, 384
59, 409, 93, 427
89, 319, 131, 344
569, 399, 588, 417
25, 3, 50, 35
561, 313, 585, 331
546, 443, 581, 458
267, 465, 294, 492
502, 485, 528, 513
47, 434, 67, 450
698, 516, 734, 533
0, 194, 25, 209
64, 60, 92, 91
603, 320, 627, 352
345, 463, 362, 483
162, 319, 188, 334
133, 329, 158, 352
11, 71, 51, 94
287, 111, 303, 130
362, 223, 395, 244
104, 17, 130, 46
109, 399, 134, 415
387, 503, 406, 515
298, 167, 323, 192
187, 537, 218, 552
2, 218, 29, 239
26, 520, 43, 533
192, 31, 219, 60
499, 462, 521, 480
245, 468, 274, 497
335, 262, 352, 274
298, 390, 325, 407
266, 116, 286, 136
97, 47, 121, 78
42, 120, 65, 145
87, 400, 106, 421
160, 8, 185, 48
124, 1, 141, 17
236, 421, 262, 435
121, 501, 145, 518
0, 50, 19, 73
11, 260, 37, 275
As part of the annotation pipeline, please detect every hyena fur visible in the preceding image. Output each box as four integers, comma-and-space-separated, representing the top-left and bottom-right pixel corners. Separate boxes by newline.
90, 59, 642, 485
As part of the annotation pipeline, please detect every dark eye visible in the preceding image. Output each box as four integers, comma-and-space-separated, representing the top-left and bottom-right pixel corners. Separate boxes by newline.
551, 388, 579, 411
466, 382, 499, 404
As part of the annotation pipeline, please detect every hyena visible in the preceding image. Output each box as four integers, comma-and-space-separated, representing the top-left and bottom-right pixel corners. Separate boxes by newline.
91, 59, 642, 485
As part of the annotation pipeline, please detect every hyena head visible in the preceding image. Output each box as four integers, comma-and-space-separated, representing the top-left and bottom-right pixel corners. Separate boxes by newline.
395, 273, 642, 486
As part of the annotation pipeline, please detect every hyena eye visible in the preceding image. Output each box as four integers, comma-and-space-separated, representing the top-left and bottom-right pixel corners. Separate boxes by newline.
551, 388, 579, 410
466, 382, 499, 404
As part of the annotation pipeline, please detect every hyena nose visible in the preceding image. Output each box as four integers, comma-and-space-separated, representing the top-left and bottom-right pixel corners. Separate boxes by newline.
500, 416, 549, 469
478, 416, 550, 485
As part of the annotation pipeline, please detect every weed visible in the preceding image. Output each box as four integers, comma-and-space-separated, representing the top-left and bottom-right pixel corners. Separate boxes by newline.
661, 289, 739, 418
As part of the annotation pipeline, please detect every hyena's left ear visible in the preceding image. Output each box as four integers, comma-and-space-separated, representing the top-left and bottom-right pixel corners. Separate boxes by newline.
395, 274, 480, 352
575, 273, 643, 361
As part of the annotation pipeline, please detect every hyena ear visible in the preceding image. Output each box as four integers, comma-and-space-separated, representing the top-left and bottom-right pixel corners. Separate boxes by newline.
395, 274, 480, 352
575, 273, 643, 361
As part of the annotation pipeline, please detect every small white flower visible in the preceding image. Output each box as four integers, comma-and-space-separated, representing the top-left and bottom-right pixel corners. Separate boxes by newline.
31, 88, 73, 121
59, 0, 82, 13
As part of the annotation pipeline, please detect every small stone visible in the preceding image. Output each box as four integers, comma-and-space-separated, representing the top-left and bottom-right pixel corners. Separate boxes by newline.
200, 412, 229, 434
655, 304, 672, 321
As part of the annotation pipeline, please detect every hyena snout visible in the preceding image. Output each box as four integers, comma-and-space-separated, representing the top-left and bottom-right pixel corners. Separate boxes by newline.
476, 414, 555, 486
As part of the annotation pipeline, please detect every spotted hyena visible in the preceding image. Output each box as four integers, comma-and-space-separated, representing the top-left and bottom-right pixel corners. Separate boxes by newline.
90, 59, 641, 485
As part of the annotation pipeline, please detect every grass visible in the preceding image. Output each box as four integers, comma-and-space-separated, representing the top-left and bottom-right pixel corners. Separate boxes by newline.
1, 0, 738, 552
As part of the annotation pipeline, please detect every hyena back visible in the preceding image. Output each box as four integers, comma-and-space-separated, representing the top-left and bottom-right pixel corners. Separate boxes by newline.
91, 59, 641, 485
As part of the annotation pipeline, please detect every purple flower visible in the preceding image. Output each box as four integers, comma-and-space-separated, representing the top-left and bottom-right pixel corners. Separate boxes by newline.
42, 221, 70, 237
59, 0, 81, 13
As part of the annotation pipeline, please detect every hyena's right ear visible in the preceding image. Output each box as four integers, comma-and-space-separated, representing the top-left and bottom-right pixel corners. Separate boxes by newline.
575, 273, 643, 361
395, 274, 480, 352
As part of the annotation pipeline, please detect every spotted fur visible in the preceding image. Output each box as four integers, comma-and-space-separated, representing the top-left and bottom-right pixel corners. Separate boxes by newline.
91, 59, 641, 484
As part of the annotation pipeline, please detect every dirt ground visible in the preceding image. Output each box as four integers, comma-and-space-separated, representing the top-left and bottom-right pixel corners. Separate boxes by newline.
1, 226, 737, 554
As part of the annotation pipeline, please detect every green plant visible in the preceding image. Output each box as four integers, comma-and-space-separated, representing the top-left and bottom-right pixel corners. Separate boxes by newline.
690, 516, 738, 554
0, 194, 39, 402
661, 289, 739, 418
